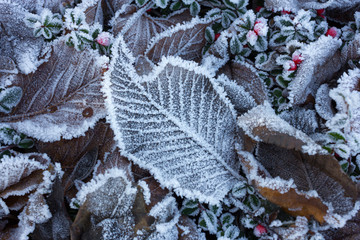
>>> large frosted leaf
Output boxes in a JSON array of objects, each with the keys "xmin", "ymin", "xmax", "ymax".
[
  {"xmin": 288, "ymin": 36, "xmax": 343, "ymax": 106},
  {"xmin": 103, "ymin": 35, "xmax": 242, "ymax": 204},
  {"xmin": 0, "ymin": 1, "xmax": 45, "ymax": 74},
  {"xmin": 0, "ymin": 40, "xmax": 107, "ymax": 142},
  {"xmin": 78, "ymin": 0, "xmax": 104, "ymax": 25},
  {"xmin": 112, "ymin": 6, "xmax": 192, "ymax": 56},
  {"xmin": 145, "ymin": 17, "xmax": 213, "ymax": 63}
]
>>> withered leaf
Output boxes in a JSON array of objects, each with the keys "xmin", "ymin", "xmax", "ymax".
[
  {"xmin": 237, "ymin": 103, "xmax": 359, "ymax": 225},
  {"xmin": 36, "ymin": 121, "xmax": 116, "ymax": 197},
  {"xmin": 342, "ymin": 34, "xmax": 360, "ymax": 63},
  {"xmin": 78, "ymin": 0, "xmax": 104, "ymax": 25},
  {"xmin": 0, "ymin": 153, "xmax": 56, "ymax": 240},
  {"xmin": 0, "ymin": 40, "xmax": 106, "ymax": 142},
  {"xmin": 145, "ymin": 17, "xmax": 213, "ymax": 63},
  {"xmin": 112, "ymin": 6, "xmax": 192, "ymax": 56},
  {"xmin": 219, "ymin": 61, "xmax": 269, "ymax": 105}
]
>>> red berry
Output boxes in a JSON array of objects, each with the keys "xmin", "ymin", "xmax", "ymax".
[
  {"xmin": 254, "ymin": 224, "xmax": 267, "ymax": 237},
  {"xmin": 281, "ymin": 10, "xmax": 291, "ymax": 15},
  {"xmin": 146, "ymin": 8, "xmax": 152, "ymax": 12},
  {"xmin": 316, "ymin": 9, "xmax": 325, "ymax": 15},
  {"xmin": 255, "ymin": 6, "xmax": 263, "ymax": 12},
  {"xmin": 288, "ymin": 61, "xmax": 297, "ymax": 71},
  {"xmin": 214, "ymin": 33, "xmax": 221, "ymax": 41},
  {"xmin": 292, "ymin": 54, "xmax": 303, "ymax": 65},
  {"xmin": 326, "ymin": 27, "xmax": 338, "ymax": 38}
]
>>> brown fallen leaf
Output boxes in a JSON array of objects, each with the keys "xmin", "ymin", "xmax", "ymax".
[
  {"xmin": 0, "ymin": 40, "xmax": 106, "ymax": 142},
  {"xmin": 219, "ymin": 61, "xmax": 269, "ymax": 105},
  {"xmin": 112, "ymin": 5, "xmax": 192, "ymax": 57},
  {"xmin": 0, "ymin": 153, "xmax": 56, "ymax": 240},
  {"xmin": 237, "ymin": 103, "xmax": 359, "ymax": 225},
  {"xmin": 145, "ymin": 17, "xmax": 213, "ymax": 63}
]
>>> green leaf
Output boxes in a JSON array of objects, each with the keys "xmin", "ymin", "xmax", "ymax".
[
  {"xmin": 182, "ymin": 207, "xmax": 200, "ymax": 216},
  {"xmin": 18, "ymin": 138, "xmax": 34, "ymax": 149},
  {"xmin": 210, "ymin": 204, "xmax": 222, "ymax": 217},
  {"xmin": 221, "ymin": 13, "xmax": 231, "ymax": 28},
  {"xmin": 189, "ymin": 1, "xmax": 200, "ymax": 16},
  {"xmin": 0, "ymin": 87, "xmax": 23, "ymax": 114},
  {"xmin": 220, "ymin": 213, "xmax": 235, "ymax": 226},
  {"xmin": 202, "ymin": 210, "xmax": 218, "ymax": 234},
  {"xmin": 136, "ymin": 0, "xmax": 147, "ymax": 7},
  {"xmin": 170, "ymin": 1, "xmax": 182, "ymax": 10},
  {"xmin": 230, "ymin": 36, "xmax": 242, "ymax": 55},
  {"xmin": 205, "ymin": 27, "xmax": 215, "ymax": 42},
  {"xmin": 224, "ymin": 225, "xmax": 240, "ymax": 239},
  {"xmin": 329, "ymin": 132, "xmax": 346, "ymax": 141},
  {"xmin": 232, "ymin": 181, "xmax": 247, "ymax": 198},
  {"xmin": 279, "ymin": 19, "xmax": 293, "ymax": 27},
  {"xmin": 42, "ymin": 27, "xmax": 53, "ymax": 39},
  {"xmin": 33, "ymin": 28, "xmax": 42, "ymax": 38}
]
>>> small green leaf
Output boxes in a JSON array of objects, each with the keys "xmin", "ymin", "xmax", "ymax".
[
  {"xmin": 329, "ymin": 132, "xmax": 346, "ymax": 141},
  {"xmin": 232, "ymin": 181, "xmax": 247, "ymax": 198},
  {"xmin": 0, "ymin": 87, "xmax": 23, "ymax": 113},
  {"xmin": 189, "ymin": 1, "xmax": 200, "ymax": 16},
  {"xmin": 136, "ymin": 0, "xmax": 147, "ymax": 7},
  {"xmin": 18, "ymin": 139, "xmax": 34, "ymax": 149},
  {"xmin": 42, "ymin": 27, "xmax": 53, "ymax": 39},
  {"xmin": 170, "ymin": 1, "xmax": 182, "ymax": 10},
  {"xmin": 230, "ymin": 36, "xmax": 242, "ymax": 55},
  {"xmin": 205, "ymin": 27, "xmax": 215, "ymax": 42}
]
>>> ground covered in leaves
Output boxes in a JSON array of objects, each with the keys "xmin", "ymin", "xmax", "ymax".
[{"xmin": 1, "ymin": 0, "xmax": 360, "ymax": 239}]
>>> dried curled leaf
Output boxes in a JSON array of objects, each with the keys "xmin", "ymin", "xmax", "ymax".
[
  {"xmin": 0, "ymin": 153, "xmax": 56, "ymax": 240},
  {"xmin": 103, "ymin": 35, "xmax": 242, "ymax": 204},
  {"xmin": 288, "ymin": 36, "xmax": 343, "ymax": 106},
  {"xmin": 112, "ymin": 6, "xmax": 192, "ymax": 57},
  {"xmin": 146, "ymin": 17, "xmax": 213, "ymax": 63},
  {"xmin": 237, "ymin": 103, "xmax": 359, "ymax": 226},
  {"xmin": 0, "ymin": 40, "xmax": 107, "ymax": 142}
]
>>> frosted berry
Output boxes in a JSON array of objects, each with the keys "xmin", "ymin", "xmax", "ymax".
[
  {"xmin": 96, "ymin": 32, "xmax": 111, "ymax": 46},
  {"xmin": 292, "ymin": 52, "xmax": 303, "ymax": 65},
  {"xmin": 254, "ymin": 224, "xmax": 267, "ymax": 237},
  {"xmin": 326, "ymin": 27, "xmax": 338, "ymax": 38},
  {"xmin": 253, "ymin": 18, "xmax": 268, "ymax": 37},
  {"xmin": 214, "ymin": 33, "xmax": 221, "ymax": 41},
  {"xmin": 288, "ymin": 61, "xmax": 297, "ymax": 71},
  {"xmin": 246, "ymin": 30, "xmax": 258, "ymax": 46},
  {"xmin": 317, "ymin": 9, "xmax": 325, "ymax": 18}
]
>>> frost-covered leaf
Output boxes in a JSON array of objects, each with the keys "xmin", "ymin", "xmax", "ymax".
[
  {"xmin": 77, "ymin": 0, "xmax": 104, "ymax": 25},
  {"xmin": 70, "ymin": 168, "xmax": 137, "ymax": 240},
  {"xmin": 0, "ymin": 40, "xmax": 107, "ymax": 142},
  {"xmin": 264, "ymin": 0, "xmax": 360, "ymax": 13},
  {"xmin": 103, "ymin": 35, "xmax": 242, "ymax": 204},
  {"xmin": 32, "ymin": 177, "xmax": 72, "ymax": 240},
  {"xmin": 324, "ymin": 2, "xmax": 360, "ymax": 23},
  {"xmin": 146, "ymin": 17, "xmax": 213, "ymax": 63},
  {"xmin": 112, "ymin": 6, "xmax": 192, "ymax": 57},
  {"xmin": 0, "ymin": 153, "xmax": 56, "ymax": 240},
  {"xmin": 177, "ymin": 215, "xmax": 206, "ymax": 240},
  {"xmin": 201, "ymin": 210, "xmax": 217, "ymax": 234},
  {"xmin": 315, "ymin": 84, "xmax": 335, "ymax": 121},
  {"xmin": 238, "ymin": 148, "xmax": 359, "ymax": 226},
  {"xmin": 0, "ymin": 2, "xmax": 46, "ymax": 74},
  {"xmin": 238, "ymin": 103, "xmax": 321, "ymax": 153},
  {"xmin": 0, "ymin": 87, "xmax": 23, "ymax": 114},
  {"xmin": 321, "ymin": 208, "xmax": 360, "ymax": 240},
  {"xmin": 237, "ymin": 103, "xmax": 359, "ymax": 225},
  {"xmin": 279, "ymin": 107, "xmax": 318, "ymax": 135},
  {"xmin": 219, "ymin": 61, "xmax": 269, "ymax": 105},
  {"xmin": 342, "ymin": 33, "xmax": 360, "ymax": 63},
  {"xmin": 273, "ymin": 216, "xmax": 308, "ymax": 240},
  {"xmin": 288, "ymin": 36, "xmax": 343, "ymax": 106},
  {"xmin": 215, "ymin": 75, "xmax": 257, "ymax": 115}
]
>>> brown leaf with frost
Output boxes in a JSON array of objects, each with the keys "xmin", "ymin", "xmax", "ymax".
[
  {"xmin": 145, "ymin": 18, "xmax": 213, "ymax": 63},
  {"xmin": 0, "ymin": 153, "xmax": 56, "ymax": 240},
  {"xmin": 0, "ymin": 40, "xmax": 106, "ymax": 142},
  {"xmin": 237, "ymin": 104, "xmax": 359, "ymax": 225},
  {"xmin": 219, "ymin": 61, "xmax": 269, "ymax": 105},
  {"xmin": 112, "ymin": 5, "xmax": 192, "ymax": 56}
]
